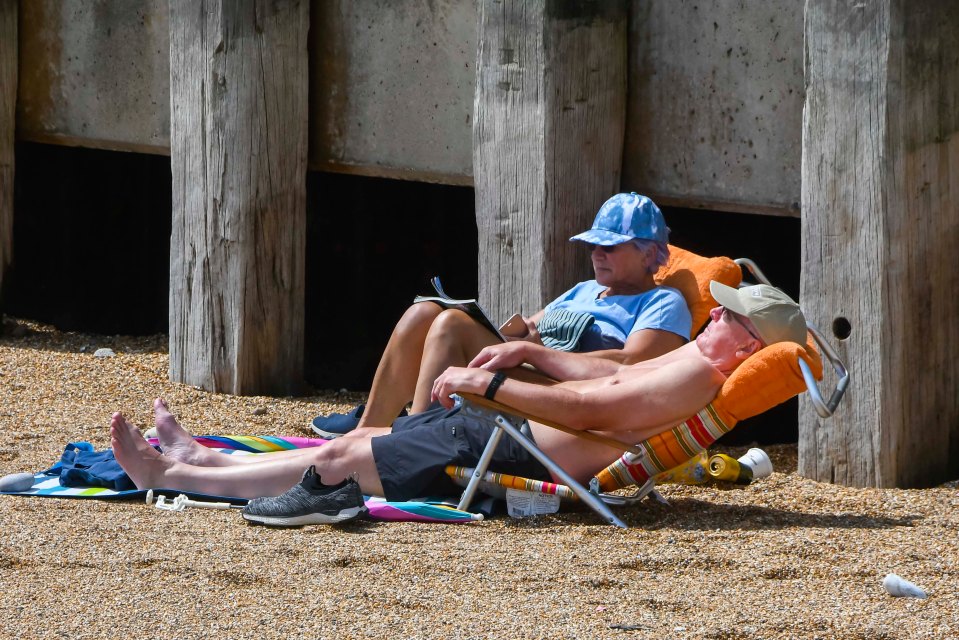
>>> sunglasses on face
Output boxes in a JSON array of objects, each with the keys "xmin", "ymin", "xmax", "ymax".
[
  {"xmin": 588, "ymin": 243, "xmax": 624, "ymax": 254},
  {"xmin": 722, "ymin": 307, "xmax": 763, "ymax": 343}
]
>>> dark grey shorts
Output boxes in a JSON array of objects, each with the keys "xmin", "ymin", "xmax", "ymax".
[{"xmin": 370, "ymin": 402, "xmax": 551, "ymax": 502}]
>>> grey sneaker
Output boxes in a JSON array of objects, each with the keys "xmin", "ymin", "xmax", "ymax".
[{"xmin": 241, "ymin": 466, "xmax": 368, "ymax": 526}]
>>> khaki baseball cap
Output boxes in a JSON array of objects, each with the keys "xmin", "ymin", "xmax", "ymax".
[{"xmin": 709, "ymin": 281, "xmax": 808, "ymax": 346}]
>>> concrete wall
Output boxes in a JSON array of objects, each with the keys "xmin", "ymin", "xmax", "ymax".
[
  {"xmin": 310, "ymin": 0, "xmax": 476, "ymax": 185},
  {"xmin": 17, "ymin": 0, "xmax": 170, "ymax": 153},
  {"xmin": 624, "ymin": 0, "xmax": 804, "ymax": 216},
  {"xmin": 15, "ymin": 0, "xmax": 803, "ymax": 214}
]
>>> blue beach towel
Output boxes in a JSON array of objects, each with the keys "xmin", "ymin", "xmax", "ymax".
[{"xmin": 42, "ymin": 442, "xmax": 136, "ymax": 491}]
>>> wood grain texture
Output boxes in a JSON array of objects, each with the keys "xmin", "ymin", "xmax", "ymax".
[
  {"xmin": 0, "ymin": 0, "xmax": 15, "ymax": 291},
  {"xmin": 800, "ymin": 0, "xmax": 959, "ymax": 487},
  {"xmin": 168, "ymin": 0, "xmax": 308, "ymax": 395},
  {"xmin": 472, "ymin": 0, "xmax": 627, "ymax": 322}
]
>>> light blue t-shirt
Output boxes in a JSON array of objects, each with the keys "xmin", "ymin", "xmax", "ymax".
[{"xmin": 543, "ymin": 281, "xmax": 691, "ymax": 352}]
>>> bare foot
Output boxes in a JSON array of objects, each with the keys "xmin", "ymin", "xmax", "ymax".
[
  {"xmin": 152, "ymin": 398, "xmax": 216, "ymax": 466},
  {"xmin": 110, "ymin": 412, "xmax": 172, "ymax": 490},
  {"xmin": 154, "ymin": 398, "xmax": 257, "ymax": 467}
]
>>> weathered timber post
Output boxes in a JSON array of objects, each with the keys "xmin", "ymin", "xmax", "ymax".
[
  {"xmin": 800, "ymin": 0, "xmax": 959, "ymax": 487},
  {"xmin": 473, "ymin": 1, "xmax": 627, "ymax": 321},
  {"xmin": 169, "ymin": 0, "xmax": 309, "ymax": 395},
  {"xmin": 0, "ymin": 0, "xmax": 16, "ymax": 293}
]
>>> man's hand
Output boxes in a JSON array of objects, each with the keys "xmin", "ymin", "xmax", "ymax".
[
  {"xmin": 431, "ymin": 367, "xmax": 495, "ymax": 409},
  {"xmin": 468, "ymin": 341, "xmax": 530, "ymax": 371}
]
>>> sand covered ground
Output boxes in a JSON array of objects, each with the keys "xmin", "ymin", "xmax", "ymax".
[{"xmin": 0, "ymin": 320, "xmax": 956, "ymax": 639}]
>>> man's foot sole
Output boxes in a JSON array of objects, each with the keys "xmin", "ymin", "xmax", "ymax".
[{"xmin": 242, "ymin": 505, "xmax": 368, "ymax": 527}]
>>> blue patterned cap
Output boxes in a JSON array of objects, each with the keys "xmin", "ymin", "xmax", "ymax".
[{"xmin": 569, "ymin": 193, "xmax": 669, "ymax": 245}]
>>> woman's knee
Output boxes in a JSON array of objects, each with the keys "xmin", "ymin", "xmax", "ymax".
[
  {"xmin": 394, "ymin": 302, "xmax": 443, "ymax": 340},
  {"xmin": 427, "ymin": 308, "xmax": 476, "ymax": 339},
  {"xmin": 422, "ymin": 309, "xmax": 498, "ymax": 357}
]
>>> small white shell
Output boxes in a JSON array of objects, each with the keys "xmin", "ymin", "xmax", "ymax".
[{"xmin": 882, "ymin": 573, "xmax": 928, "ymax": 599}]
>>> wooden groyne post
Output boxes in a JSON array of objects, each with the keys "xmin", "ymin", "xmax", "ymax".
[
  {"xmin": 800, "ymin": 0, "xmax": 959, "ymax": 487},
  {"xmin": 472, "ymin": 0, "xmax": 628, "ymax": 322},
  {"xmin": 168, "ymin": 0, "xmax": 309, "ymax": 395}
]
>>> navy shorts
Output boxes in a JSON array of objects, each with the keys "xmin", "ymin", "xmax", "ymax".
[{"xmin": 370, "ymin": 403, "xmax": 552, "ymax": 502}]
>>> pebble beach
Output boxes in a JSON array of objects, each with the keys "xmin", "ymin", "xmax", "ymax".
[{"xmin": 0, "ymin": 319, "xmax": 956, "ymax": 639}]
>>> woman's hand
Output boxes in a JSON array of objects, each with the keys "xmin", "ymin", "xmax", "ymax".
[
  {"xmin": 503, "ymin": 317, "xmax": 542, "ymax": 345},
  {"xmin": 431, "ymin": 367, "xmax": 494, "ymax": 408}
]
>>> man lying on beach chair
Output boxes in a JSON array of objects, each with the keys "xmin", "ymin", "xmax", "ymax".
[
  {"xmin": 449, "ymin": 299, "xmax": 842, "ymax": 527},
  {"xmin": 109, "ymin": 281, "xmax": 809, "ymax": 527}
]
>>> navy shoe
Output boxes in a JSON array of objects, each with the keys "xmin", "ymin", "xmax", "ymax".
[
  {"xmin": 310, "ymin": 403, "xmax": 409, "ymax": 439},
  {"xmin": 310, "ymin": 404, "xmax": 366, "ymax": 439}
]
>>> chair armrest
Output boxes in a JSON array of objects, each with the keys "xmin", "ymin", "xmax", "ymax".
[
  {"xmin": 802, "ymin": 323, "xmax": 850, "ymax": 417},
  {"xmin": 457, "ymin": 393, "xmax": 643, "ymax": 456}
]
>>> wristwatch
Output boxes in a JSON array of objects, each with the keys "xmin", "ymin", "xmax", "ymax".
[{"xmin": 484, "ymin": 371, "xmax": 507, "ymax": 400}]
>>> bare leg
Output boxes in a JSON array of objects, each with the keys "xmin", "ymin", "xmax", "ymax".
[
  {"xmin": 153, "ymin": 398, "xmax": 322, "ymax": 467},
  {"xmin": 111, "ymin": 412, "xmax": 385, "ymax": 498},
  {"xmin": 345, "ymin": 426, "xmax": 392, "ymax": 439},
  {"xmin": 353, "ymin": 302, "xmax": 442, "ymax": 430},
  {"xmin": 409, "ymin": 310, "xmax": 500, "ymax": 413}
]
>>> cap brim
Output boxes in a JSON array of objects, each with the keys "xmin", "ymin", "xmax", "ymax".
[
  {"xmin": 569, "ymin": 229, "xmax": 634, "ymax": 245},
  {"xmin": 709, "ymin": 281, "xmax": 748, "ymax": 315}
]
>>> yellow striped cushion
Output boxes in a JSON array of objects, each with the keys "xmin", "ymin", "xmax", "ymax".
[{"xmin": 595, "ymin": 404, "xmax": 733, "ymax": 492}]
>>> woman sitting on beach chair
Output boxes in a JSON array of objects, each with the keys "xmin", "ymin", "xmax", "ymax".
[{"xmin": 313, "ymin": 192, "xmax": 692, "ymax": 438}]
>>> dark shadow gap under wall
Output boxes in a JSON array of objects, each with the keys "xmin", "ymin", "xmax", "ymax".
[
  {"xmin": 6, "ymin": 142, "xmax": 172, "ymax": 335},
  {"xmin": 304, "ymin": 172, "xmax": 477, "ymax": 391},
  {"xmin": 7, "ymin": 143, "xmax": 480, "ymax": 392},
  {"xmin": 6, "ymin": 143, "xmax": 798, "ymax": 444}
]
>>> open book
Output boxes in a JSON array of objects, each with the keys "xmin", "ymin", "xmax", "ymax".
[{"xmin": 413, "ymin": 276, "xmax": 506, "ymax": 341}]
